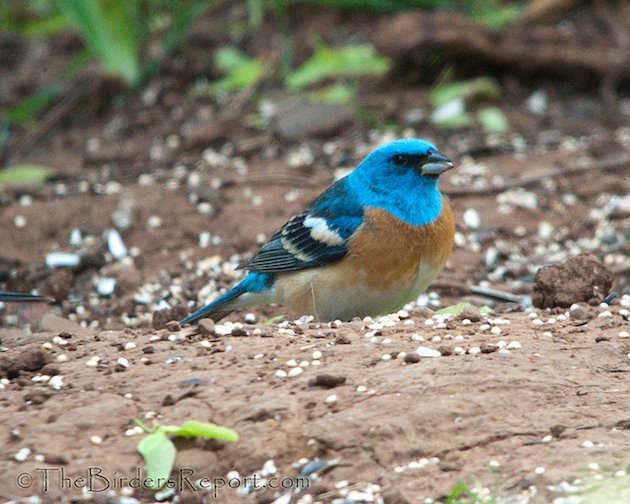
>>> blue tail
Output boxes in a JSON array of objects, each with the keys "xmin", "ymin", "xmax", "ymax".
[
  {"xmin": 0, "ymin": 291, "xmax": 51, "ymax": 302},
  {"xmin": 179, "ymin": 273, "xmax": 273, "ymax": 325}
]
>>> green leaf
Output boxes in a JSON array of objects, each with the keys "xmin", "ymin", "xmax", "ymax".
[
  {"xmin": 285, "ymin": 44, "xmax": 390, "ymax": 91},
  {"xmin": 262, "ymin": 314, "xmax": 285, "ymax": 325},
  {"xmin": 477, "ymin": 107, "xmax": 508, "ymax": 133},
  {"xmin": 435, "ymin": 302, "xmax": 471, "ymax": 317},
  {"xmin": 137, "ymin": 431, "xmax": 176, "ymax": 489},
  {"xmin": 306, "ymin": 83, "xmax": 355, "ymax": 104},
  {"xmin": 211, "ymin": 47, "xmax": 265, "ymax": 94},
  {"xmin": 0, "ymin": 165, "xmax": 54, "ymax": 185},
  {"xmin": 429, "ymin": 77, "xmax": 502, "ymax": 108},
  {"xmin": 173, "ymin": 421, "xmax": 239, "ymax": 441},
  {"xmin": 55, "ymin": 0, "xmax": 141, "ymax": 84}
]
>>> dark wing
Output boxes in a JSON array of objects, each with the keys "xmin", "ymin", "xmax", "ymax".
[{"xmin": 239, "ymin": 179, "xmax": 364, "ymax": 273}]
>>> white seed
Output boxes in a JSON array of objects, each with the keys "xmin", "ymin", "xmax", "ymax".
[
  {"xmin": 490, "ymin": 327, "xmax": 502, "ymax": 335},
  {"xmin": 488, "ymin": 460, "xmax": 500, "ymax": 469},
  {"xmin": 286, "ymin": 359, "xmax": 298, "ymax": 367},
  {"xmin": 325, "ymin": 394, "xmax": 337, "ymax": 404},
  {"xmin": 535, "ymin": 467, "xmax": 545, "ymax": 475},
  {"xmin": 56, "ymin": 354, "xmax": 68, "ymax": 362},
  {"xmin": 356, "ymin": 386, "xmax": 367, "ymax": 393},
  {"xmin": 90, "ymin": 435, "xmax": 103, "ymax": 445},
  {"xmin": 598, "ymin": 311, "xmax": 612, "ymax": 318},
  {"xmin": 274, "ymin": 370, "xmax": 287, "ymax": 378},
  {"xmin": 312, "ymin": 350, "xmax": 323, "ymax": 360},
  {"xmin": 381, "ymin": 354, "xmax": 392, "ymax": 361}
]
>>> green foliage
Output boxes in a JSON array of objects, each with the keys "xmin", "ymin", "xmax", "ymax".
[
  {"xmin": 429, "ymin": 77, "xmax": 508, "ymax": 132},
  {"xmin": 444, "ymin": 480, "xmax": 495, "ymax": 503},
  {"xmin": 262, "ymin": 314, "xmax": 286, "ymax": 325},
  {"xmin": 55, "ymin": 0, "xmax": 142, "ymax": 84},
  {"xmin": 0, "ymin": 165, "xmax": 54, "ymax": 185},
  {"xmin": 211, "ymin": 47, "xmax": 266, "ymax": 94},
  {"xmin": 135, "ymin": 419, "xmax": 238, "ymax": 489},
  {"xmin": 285, "ymin": 44, "xmax": 390, "ymax": 91},
  {"xmin": 477, "ymin": 107, "xmax": 508, "ymax": 134},
  {"xmin": 429, "ymin": 77, "xmax": 501, "ymax": 108}
]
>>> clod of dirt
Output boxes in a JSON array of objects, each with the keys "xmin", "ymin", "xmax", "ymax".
[
  {"xmin": 152, "ymin": 307, "xmax": 188, "ymax": 329},
  {"xmin": 481, "ymin": 344, "xmax": 498, "ymax": 353},
  {"xmin": 460, "ymin": 305, "xmax": 482, "ymax": 322},
  {"xmin": 0, "ymin": 346, "xmax": 50, "ymax": 379},
  {"xmin": 197, "ymin": 319, "xmax": 216, "ymax": 337},
  {"xmin": 24, "ymin": 388, "xmax": 52, "ymax": 405},
  {"xmin": 403, "ymin": 353, "xmax": 420, "ymax": 363},
  {"xmin": 532, "ymin": 254, "xmax": 613, "ymax": 308},
  {"xmin": 308, "ymin": 374, "xmax": 347, "ymax": 389}
]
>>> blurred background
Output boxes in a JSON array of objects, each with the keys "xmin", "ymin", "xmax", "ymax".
[{"xmin": 0, "ymin": 0, "xmax": 629, "ymax": 327}]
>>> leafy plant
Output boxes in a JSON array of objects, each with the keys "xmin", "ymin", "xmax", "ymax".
[
  {"xmin": 55, "ymin": 0, "xmax": 141, "ymax": 84},
  {"xmin": 444, "ymin": 480, "xmax": 495, "ymax": 504},
  {"xmin": 429, "ymin": 77, "xmax": 508, "ymax": 132},
  {"xmin": 210, "ymin": 47, "xmax": 266, "ymax": 94},
  {"xmin": 435, "ymin": 302, "xmax": 491, "ymax": 316},
  {"xmin": 285, "ymin": 43, "xmax": 390, "ymax": 91},
  {"xmin": 135, "ymin": 419, "xmax": 238, "ymax": 489},
  {"xmin": 0, "ymin": 164, "xmax": 54, "ymax": 185}
]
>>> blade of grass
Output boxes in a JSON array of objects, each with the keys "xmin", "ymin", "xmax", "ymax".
[{"xmin": 55, "ymin": 0, "xmax": 142, "ymax": 84}]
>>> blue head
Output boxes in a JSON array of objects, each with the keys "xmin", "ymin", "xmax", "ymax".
[{"xmin": 346, "ymin": 138, "xmax": 453, "ymax": 226}]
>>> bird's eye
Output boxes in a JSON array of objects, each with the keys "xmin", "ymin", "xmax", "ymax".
[{"xmin": 392, "ymin": 154, "xmax": 408, "ymax": 166}]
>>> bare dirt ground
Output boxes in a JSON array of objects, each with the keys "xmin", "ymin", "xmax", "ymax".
[{"xmin": 1, "ymin": 4, "xmax": 630, "ymax": 504}]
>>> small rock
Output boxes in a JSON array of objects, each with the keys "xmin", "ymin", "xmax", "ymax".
[
  {"xmin": 308, "ymin": 374, "xmax": 347, "ymax": 389},
  {"xmin": 334, "ymin": 333, "xmax": 352, "ymax": 345},
  {"xmin": 460, "ymin": 306, "xmax": 482, "ymax": 322},
  {"xmin": 0, "ymin": 347, "xmax": 50, "ymax": 379},
  {"xmin": 437, "ymin": 346, "xmax": 453, "ymax": 356},
  {"xmin": 403, "ymin": 353, "xmax": 420, "ymax": 364},
  {"xmin": 164, "ymin": 320, "xmax": 181, "ymax": 332},
  {"xmin": 197, "ymin": 319, "xmax": 216, "ymax": 337},
  {"xmin": 416, "ymin": 346, "xmax": 441, "ymax": 358},
  {"xmin": 480, "ymin": 344, "xmax": 497, "ymax": 353}
]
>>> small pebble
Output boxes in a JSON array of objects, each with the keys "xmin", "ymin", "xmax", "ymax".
[
  {"xmin": 90, "ymin": 435, "xmax": 103, "ymax": 445},
  {"xmin": 117, "ymin": 357, "xmax": 129, "ymax": 368},
  {"xmin": 288, "ymin": 367, "xmax": 303, "ymax": 377},
  {"xmin": 312, "ymin": 350, "xmax": 323, "ymax": 360},
  {"xmin": 124, "ymin": 342, "xmax": 137, "ymax": 351},
  {"xmin": 582, "ymin": 440, "xmax": 594, "ymax": 448},
  {"xmin": 416, "ymin": 346, "xmax": 441, "ymax": 358},
  {"xmin": 325, "ymin": 394, "xmax": 337, "ymax": 404},
  {"xmin": 274, "ymin": 370, "xmax": 287, "ymax": 378},
  {"xmin": 535, "ymin": 467, "xmax": 545, "ymax": 475},
  {"xmin": 14, "ymin": 448, "xmax": 30, "ymax": 462},
  {"xmin": 468, "ymin": 346, "xmax": 481, "ymax": 355}
]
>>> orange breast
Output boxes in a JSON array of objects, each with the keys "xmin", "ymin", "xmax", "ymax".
[{"xmin": 343, "ymin": 197, "xmax": 455, "ymax": 290}]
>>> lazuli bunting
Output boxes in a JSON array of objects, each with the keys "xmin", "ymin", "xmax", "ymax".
[
  {"xmin": 0, "ymin": 291, "xmax": 50, "ymax": 302},
  {"xmin": 181, "ymin": 138, "xmax": 455, "ymax": 324}
]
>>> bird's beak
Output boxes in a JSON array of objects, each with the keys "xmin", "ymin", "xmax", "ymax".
[{"xmin": 420, "ymin": 152, "xmax": 454, "ymax": 176}]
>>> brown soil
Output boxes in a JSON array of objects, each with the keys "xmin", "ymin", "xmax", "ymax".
[{"xmin": 1, "ymin": 4, "xmax": 630, "ymax": 503}]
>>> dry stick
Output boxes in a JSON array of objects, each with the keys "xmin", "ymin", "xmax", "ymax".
[{"xmin": 444, "ymin": 152, "xmax": 630, "ymax": 198}]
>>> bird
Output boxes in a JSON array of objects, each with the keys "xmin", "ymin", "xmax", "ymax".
[
  {"xmin": 0, "ymin": 291, "xmax": 50, "ymax": 302},
  {"xmin": 180, "ymin": 138, "xmax": 455, "ymax": 325}
]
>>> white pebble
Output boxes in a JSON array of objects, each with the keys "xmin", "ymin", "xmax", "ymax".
[
  {"xmin": 117, "ymin": 357, "xmax": 129, "ymax": 368},
  {"xmin": 463, "ymin": 208, "xmax": 481, "ymax": 229},
  {"xmin": 312, "ymin": 350, "xmax": 323, "ymax": 360},
  {"xmin": 532, "ymin": 319, "xmax": 544, "ymax": 325},
  {"xmin": 416, "ymin": 346, "xmax": 441, "ymax": 358},
  {"xmin": 124, "ymin": 342, "xmax": 137, "ymax": 351},
  {"xmin": 461, "ymin": 319, "xmax": 472, "ymax": 325},
  {"xmin": 582, "ymin": 440, "xmax": 594, "ymax": 448},
  {"xmin": 618, "ymin": 331, "xmax": 629, "ymax": 338},
  {"xmin": 14, "ymin": 215, "xmax": 27, "ymax": 228},
  {"xmin": 381, "ymin": 354, "xmax": 392, "ymax": 361},
  {"xmin": 535, "ymin": 467, "xmax": 545, "ymax": 475},
  {"xmin": 286, "ymin": 359, "xmax": 298, "ymax": 367},
  {"xmin": 488, "ymin": 460, "xmax": 500, "ymax": 469},
  {"xmin": 56, "ymin": 354, "xmax": 67, "ymax": 362},
  {"xmin": 490, "ymin": 327, "xmax": 501, "ymax": 335},
  {"xmin": 468, "ymin": 346, "xmax": 481, "ymax": 355},
  {"xmin": 598, "ymin": 311, "xmax": 612, "ymax": 318},
  {"xmin": 274, "ymin": 370, "xmax": 287, "ymax": 378},
  {"xmin": 356, "ymin": 385, "xmax": 367, "ymax": 393},
  {"xmin": 587, "ymin": 462, "xmax": 599, "ymax": 470},
  {"xmin": 325, "ymin": 394, "xmax": 337, "ymax": 404},
  {"xmin": 49, "ymin": 375, "xmax": 64, "ymax": 389},
  {"xmin": 479, "ymin": 324, "xmax": 490, "ymax": 331},
  {"xmin": 542, "ymin": 435, "xmax": 553, "ymax": 443},
  {"xmin": 90, "ymin": 435, "xmax": 103, "ymax": 445},
  {"xmin": 14, "ymin": 448, "xmax": 30, "ymax": 462},
  {"xmin": 288, "ymin": 367, "xmax": 303, "ymax": 377},
  {"xmin": 506, "ymin": 341, "xmax": 522, "ymax": 350}
]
